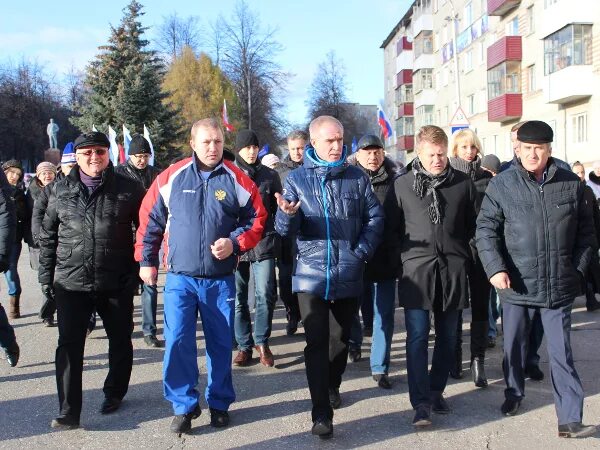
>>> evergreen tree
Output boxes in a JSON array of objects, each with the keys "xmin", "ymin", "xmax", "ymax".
[
  {"xmin": 72, "ymin": 0, "xmax": 180, "ymax": 167},
  {"xmin": 162, "ymin": 47, "xmax": 240, "ymax": 151}
]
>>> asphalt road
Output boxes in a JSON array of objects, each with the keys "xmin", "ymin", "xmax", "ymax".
[{"xmin": 1, "ymin": 248, "xmax": 600, "ymax": 449}]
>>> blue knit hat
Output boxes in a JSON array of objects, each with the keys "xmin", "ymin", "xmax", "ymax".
[{"xmin": 61, "ymin": 142, "xmax": 76, "ymax": 164}]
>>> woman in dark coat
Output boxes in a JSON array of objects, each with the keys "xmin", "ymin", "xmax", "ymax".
[{"xmin": 448, "ymin": 128, "xmax": 493, "ymax": 387}]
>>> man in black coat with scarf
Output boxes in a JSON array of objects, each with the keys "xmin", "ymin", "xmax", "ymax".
[
  {"xmin": 387, "ymin": 125, "xmax": 477, "ymax": 427},
  {"xmin": 476, "ymin": 121, "xmax": 597, "ymax": 438}
]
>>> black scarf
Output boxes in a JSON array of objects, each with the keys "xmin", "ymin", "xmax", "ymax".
[
  {"xmin": 589, "ymin": 171, "xmax": 600, "ymax": 186},
  {"xmin": 235, "ymin": 153, "xmax": 260, "ymax": 180},
  {"xmin": 448, "ymin": 156, "xmax": 481, "ymax": 181},
  {"xmin": 412, "ymin": 157, "xmax": 451, "ymax": 224}
]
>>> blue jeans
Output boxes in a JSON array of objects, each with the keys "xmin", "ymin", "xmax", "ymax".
[
  {"xmin": 141, "ymin": 283, "xmax": 158, "ymax": 337},
  {"xmin": 235, "ymin": 259, "xmax": 276, "ymax": 351},
  {"xmin": 405, "ymin": 308, "xmax": 459, "ymax": 409},
  {"xmin": 4, "ymin": 241, "xmax": 21, "ymax": 296},
  {"xmin": 369, "ymin": 280, "xmax": 396, "ymax": 374},
  {"xmin": 163, "ymin": 273, "xmax": 236, "ymax": 414}
]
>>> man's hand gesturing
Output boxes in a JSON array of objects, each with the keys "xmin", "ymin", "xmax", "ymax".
[{"xmin": 275, "ymin": 193, "xmax": 301, "ymax": 216}]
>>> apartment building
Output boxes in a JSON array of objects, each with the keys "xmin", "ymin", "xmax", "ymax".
[{"xmin": 382, "ymin": 0, "xmax": 600, "ymax": 167}]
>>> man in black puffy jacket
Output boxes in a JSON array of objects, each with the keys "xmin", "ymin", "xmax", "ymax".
[
  {"xmin": 232, "ymin": 129, "xmax": 282, "ymax": 368},
  {"xmin": 115, "ymin": 134, "xmax": 163, "ymax": 347},
  {"xmin": 39, "ymin": 132, "xmax": 145, "ymax": 430},
  {"xmin": 0, "ymin": 168, "xmax": 18, "ymax": 367},
  {"xmin": 476, "ymin": 121, "xmax": 597, "ymax": 438}
]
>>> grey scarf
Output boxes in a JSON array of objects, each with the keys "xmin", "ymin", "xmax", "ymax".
[{"xmin": 412, "ymin": 157, "xmax": 451, "ymax": 224}]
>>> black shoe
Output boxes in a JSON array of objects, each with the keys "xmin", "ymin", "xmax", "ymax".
[
  {"xmin": 487, "ymin": 336, "xmax": 496, "ymax": 348},
  {"xmin": 100, "ymin": 397, "xmax": 122, "ymax": 414},
  {"xmin": 144, "ymin": 335, "xmax": 164, "ymax": 348},
  {"xmin": 4, "ymin": 343, "xmax": 19, "ymax": 367},
  {"xmin": 431, "ymin": 393, "xmax": 451, "ymax": 414},
  {"xmin": 50, "ymin": 415, "xmax": 80, "ymax": 430},
  {"xmin": 373, "ymin": 374, "xmax": 392, "ymax": 389},
  {"xmin": 525, "ymin": 365, "xmax": 544, "ymax": 381},
  {"xmin": 209, "ymin": 407, "xmax": 229, "ymax": 428},
  {"xmin": 286, "ymin": 317, "xmax": 298, "ymax": 336},
  {"xmin": 170, "ymin": 404, "xmax": 201, "ymax": 434},
  {"xmin": 412, "ymin": 405, "xmax": 432, "ymax": 427},
  {"xmin": 586, "ymin": 300, "xmax": 600, "ymax": 312},
  {"xmin": 558, "ymin": 422, "xmax": 597, "ymax": 438},
  {"xmin": 42, "ymin": 317, "xmax": 56, "ymax": 327},
  {"xmin": 471, "ymin": 357, "xmax": 488, "ymax": 388},
  {"xmin": 312, "ymin": 417, "xmax": 333, "ymax": 439},
  {"xmin": 363, "ymin": 326, "xmax": 373, "ymax": 338},
  {"xmin": 501, "ymin": 398, "xmax": 521, "ymax": 416},
  {"xmin": 328, "ymin": 387, "xmax": 341, "ymax": 409},
  {"xmin": 348, "ymin": 347, "xmax": 361, "ymax": 363}
]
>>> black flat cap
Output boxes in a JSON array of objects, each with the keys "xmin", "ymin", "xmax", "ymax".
[
  {"xmin": 235, "ymin": 129, "xmax": 259, "ymax": 152},
  {"xmin": 74, "ymin": 131, "xmax": 110, "ymax": 150},
  {"xmin": 129, "ymin": 134, "xmax": 152, "ymax": 155},
  {"xmin": 357, "ymin": 134, "xmax": 384, "ymax": 151},
  {"xmin": 517, "ymin": 121, "xmax": 553, "ymax": 144}
]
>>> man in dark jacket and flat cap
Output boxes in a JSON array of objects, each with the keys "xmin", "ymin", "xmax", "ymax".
[
  {"xmin": 476, "ymin": 120, "xmax": 597, "ymax": 438},
  {"xmin": 39, "ymin": 131, "xmax": 145, "ymax": 430}
]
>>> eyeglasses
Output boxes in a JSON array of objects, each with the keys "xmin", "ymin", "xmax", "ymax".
[
  {"xmin": 76, "ymin": 148, "xmax": 108, "ymax": 157},
  {"xmin": 131, "ymin": 154, "xmax": 151, "ymax": 159}
]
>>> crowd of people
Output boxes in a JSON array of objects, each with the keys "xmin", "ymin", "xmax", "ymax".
[{"xmin": 0, "ymin": 115, "xmax": 599, "ymax": 441}]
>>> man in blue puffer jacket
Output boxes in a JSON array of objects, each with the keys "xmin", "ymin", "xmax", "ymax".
[{"xmin": 275, "ymin": 115, "xmax": 384, "ymax": 440}]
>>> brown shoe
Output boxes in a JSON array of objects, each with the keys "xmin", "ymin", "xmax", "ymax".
[
  {"xmin": 255, "ymin": 344, "xmax": 274, "ymax": 367},
  {"xmin": 233, "ymin": 349, "xmax": 253, "ymax": 366},
  {"xmin": 8, "ymin": 295, "xmax": 20, "ymax": 320}
]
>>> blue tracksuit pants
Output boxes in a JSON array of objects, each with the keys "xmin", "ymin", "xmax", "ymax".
[{"xmin": 163, "ymin": 272, "xmax": 236, "ymax": 415}]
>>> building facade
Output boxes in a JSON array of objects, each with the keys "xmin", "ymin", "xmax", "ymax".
[{"xmin": 382, "ymin": 0, "xmax": 600, "ymax": 167}]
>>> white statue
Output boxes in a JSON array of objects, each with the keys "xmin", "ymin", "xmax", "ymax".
[{"xmin": 47, "ymin": 118, "xmax": 59, "ymax": 149}]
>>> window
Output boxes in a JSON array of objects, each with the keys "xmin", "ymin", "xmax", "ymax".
[
  {"xmin": 397, "ymin": 117, "xmax": 415, "ymax": 136},
  {"xmin": 527, "ymin": 65, "xmax": 536, "ymax": 92},
  {"xmin": 506, "ymin": 16, "xmax": 519, "ymax": 37},
  {"xmin": 414, "ymin": 30, "xmax": 434, "ymax": 59},
  {"xmin": 463, "ymin": 2, "xmax": 473, "ymax": 30},
  {"xmin": 467, "ymin": 94, "xmax": 475, "ymax": 115},
  {"xmin": 396, "ymin": 84, "xmax": 414, "ymax": 103},
  {"xmin": 414, "ymin": 69, "xmax": 434, "ymax": 92},
  {"xmin": 487, "ymin": 61, "xmax": 521, "ymax": 99},
  {"xmin": 526, "ymin": 5, "xmax": 535, "ymax": 35},
  {"xmin": 479, "ymin": 42, "xmax": 485, "ymax": 65},
  {"xmin": 544, "ymin": 24, "xmax": 592, "ymax": 75},
  {"xmin": 416, "ymin": 105, "xmax": 434, "ymax": 127},
  {"xmin": 572, "ymin": 113, "xmax": 587, "ymax": 143},
  {"xmin": 464, "ymin": 49, "xmax": 473, "ymax": 72}
]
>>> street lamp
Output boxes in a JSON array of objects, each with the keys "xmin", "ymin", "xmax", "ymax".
[{"xmin": 445, "ymin": 0, "xmax": 461, "ymax": 111}]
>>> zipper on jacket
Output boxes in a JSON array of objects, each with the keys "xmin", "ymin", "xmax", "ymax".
[
  {"xmin": 539, "ymin": 184, "xmax": 551, "ymax": 308},
  {"xmin": 201, "ymin": 178, "xmax": 208, "ymax": 275},
  {"xmin": 320, "ymin": 175, "xmax": 332, "ymax": 301}
]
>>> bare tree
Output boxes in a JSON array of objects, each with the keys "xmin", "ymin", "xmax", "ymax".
[
  {"xmin": 307, "ymin": 50, "xmax": 348, "ymax": 119},
  {"xmin": 216, "ymin": 0, "xmax": 289, "ymax": 145},
  {"xmin": 156, "ymin": 13, "xmax": 203, "ymax": 60}
]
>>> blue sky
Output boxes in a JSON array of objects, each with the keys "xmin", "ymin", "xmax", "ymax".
[{"xmin": 1, "ymin": 0, "xmax": 412, "ymax": 126}]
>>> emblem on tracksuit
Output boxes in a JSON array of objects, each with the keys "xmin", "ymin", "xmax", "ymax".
[{"xmin": 215, "ymin": 189, "xmax": 227, "ymax": 201}]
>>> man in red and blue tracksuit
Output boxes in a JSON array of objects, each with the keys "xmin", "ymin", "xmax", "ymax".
[{"xmin": 135, "ymin": 118, "xmax": 267, "ymax": 434}]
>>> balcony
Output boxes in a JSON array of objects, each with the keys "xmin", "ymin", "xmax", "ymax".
[
  {"xmin": 412, "ymin": 13, "xmax": 433, "ymax": 37},
  {"xmin": 488, "ymin": 93, "xmax": 522, "ymax": 122},
  {"xmin": 487, "ymin": 36, "xmax": 522, "ymax": 69},
  {"xmin": 540, "ymin": 1, "xmax": 600, "ymax": 40},
  {"xmin": 395, "ymin": 70, "xmax": 413, "ymax": 88},
  {"xmin": 487, "ymin": 0, "xmax": 520, "ymax": 17},
  {"xmin": 398, "ymin": 103, "xmax": 414, "ymax": 117},
  {"xmin": 414, "ymin": 89, "xmax": 436, "ymax": 109},
  {"xmin": 413, "ymin": 53, "xmax": 435, "ymax": 72},
  {"xmin": 396, "ymin": 36, "xmax": 412, "ymax": 56},
  {"xmin": 397, "ymin": 135, "xmax": 414, "ymax": 151},
  {"xmin": 396, "ymin": 49, "xmax": 413, "ymax": 72},
  {"xmin": 544, "ymin": 65, "xmax": 594, "ymax": 104}
]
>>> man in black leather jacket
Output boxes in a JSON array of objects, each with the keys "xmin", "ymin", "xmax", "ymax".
[
  {"xmin": 115, "ymin": 134, "xmax": 162, "ymax": 347},
  {"xmin": 39, "ymin": 132, "xmax": 145, "ymax": 430}
]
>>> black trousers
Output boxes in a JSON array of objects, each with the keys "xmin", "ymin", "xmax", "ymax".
[
  {"xmin": 502, "ymin": 302, "xmax": 584, "ymax": 425},
  {"xmin": 54, "ymin": 287, "xmax": 134, "ymax": 420},
  {"xmin": 277, "ymin": 259, "xmax": 300, "ymax": 321},
  {"xmin": 298, "ymin": 293, "xmax": 358, "ymax": 421}
]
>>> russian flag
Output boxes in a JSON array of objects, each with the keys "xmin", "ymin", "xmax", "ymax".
[
  {"xmin": 223, "ymin": 99, "xmax": 235, "ymax": 132},
  {"xmin": 377, "ymin": 106, "xmax": 393, "ymax": 140}
]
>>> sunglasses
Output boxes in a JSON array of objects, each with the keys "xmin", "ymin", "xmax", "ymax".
[{"xmin": 76, "ymin": 148, "xmax": 108, "ymax": 156}]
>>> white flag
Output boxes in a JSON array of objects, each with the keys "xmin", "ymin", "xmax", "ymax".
[
  {"xmin": 122, "ymin": 125, "xmax": 132, "ymax": 157},
  {"xmin": 143, "ymin": 124, "xmax": 155, "ymax": 166},
  {"xmin": 108, "ymin": 126, "xmax": 119, "ymax": 165},
  {"xmin": 92, "ymin": 124, "xmax": 98, "ymax": 132}
]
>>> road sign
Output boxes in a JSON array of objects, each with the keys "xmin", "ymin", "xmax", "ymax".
[
  {"xmin": 451, "ymin": 125, "xmax": 470, "ymax": 135},
  {"xmin": 449, "ymin": 106, "xmax": 470, "ymax": 127}
]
